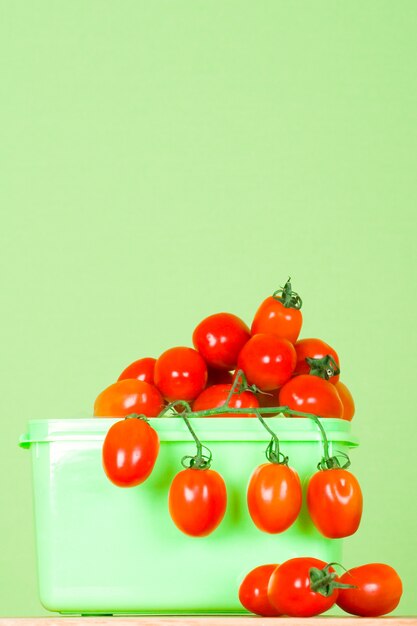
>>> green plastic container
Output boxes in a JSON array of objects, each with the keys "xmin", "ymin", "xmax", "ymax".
[{"xmin": 20, "ymin": 417, "xmax": 358, "ymax": 615}]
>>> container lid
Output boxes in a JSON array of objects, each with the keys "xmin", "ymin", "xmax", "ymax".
[{"xmin": 19, "ymin": 417, "xmax": 358, "ymax": 448}]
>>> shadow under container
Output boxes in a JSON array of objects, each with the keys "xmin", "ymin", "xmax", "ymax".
[{"xmin": 19, "ymin": 416, "xmax": 358, "ymax": 615}]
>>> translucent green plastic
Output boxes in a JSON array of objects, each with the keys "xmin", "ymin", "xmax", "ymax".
[{"xmin": 20, "ymin": 417, "xmax": 358, "ymax": 615}]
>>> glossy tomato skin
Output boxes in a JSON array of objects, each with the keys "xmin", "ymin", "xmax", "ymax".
[
  {"xmin": 279, "ymin": 375, "xmax": 343, "ymax": 418},
  {"xmin": 168, "ymin": 468, "xmax": 227, "ymax": 537},
  {"xmin": 193, "ymin": 384, "xmax": 259, "ymax": 417},
  {"xmin": 118, "ymin": 357, "xmax": 156, "ymax": 384},
  {"xmin": 102, "ymin": 418, "xmax": 160, "ymax": 487},
  {"xmin": 154, "ymin": 347, "xmax": 208, "ymax": 402},
  {"xmin": 252, "ymin": 296, "xmax": 302, "ymax": 344},
  {"xmin": 193, "ymin": 313, "xmax": 251, "ymax": 370},
  {"xmin": 335, "ymin": 381, "xmax": 355, "ymax": 421},
  {"xmin": 247, "ymin": 463, "xmax": 302, "ymax": 533},
  {"xmin": 94, "ymin": 379, "xmax": 164, "ymax": 417},
  {"xmin": 237, "ymin": 334, "xmax": 296, "ymax": 391},
  {"xmin": 239, "ymin": 564, "xmax": 281, "ymax": 616},
  {"xmin": 268, "ymin": 558, "xmax": 339, "ymax": 617},
  {"xmin": 337, "ymin": 564, "xmax": 403, "ymax": 617},
  {"xmin": 307, "ymin": 469, "xmax": 363, "ymax": 538},
  {"xmin": 295, "ymin": 338, "xmax": 340, "ymax": 383}
]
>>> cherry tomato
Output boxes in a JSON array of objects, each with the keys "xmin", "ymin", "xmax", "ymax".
[
  {"xmin": 168, "ymin": 468, "xmax": 227, "ymax": 537},
  {"xmin": 252, "ymin": 296, "xmax": 302, "ymax": 344},
  {"xmin": 307, "ymin": 468, "xmax": 363, "ymax": 538},
  {"xmin": 94, "ymin": 379, "xmax": 164, "ymax": 417},
  {"xmin": 206, "ymin": 368, "xmax": 234, "ymax": 386},
  {"xmin": 193, "ymin": 312, "xmax": 251, "ymax": 370},
  {"xmin": 337, "ymin": 563, "xmax": 403, "ymax": 617},
  {"xmin": 279, "ymin": 375, "xmax": 343, "ymax": 418},
  {"xmin": 295, "ymin": 338, "xmax": 340, "ymax": 383},
  {"xmin": 239, "ymin": 564, "xmax": 281, "ymax": 616},
  {"xmin": 268, "ymin": 558, "xmax": 339, "ymax": 617},
  {"xmin": 102, "ymin": 417, "xmax": 160, "ymax": 487},
  {"xmin": 154, "ymin": 347, "xmax": 207, "ymax": 402},
  {"xmin": 247, "ymin": 463, "xmax": 302, "ymax": 533},
  {"xmin": 335, "ymin": 381, "xmax": 355, "ymax": 421},
  {"xmin": 237, "ymin": 334, "xmax": 296, "ymax": 391},
  {"xmin": 118, "ymin": 357, "xmax": 156, "ymax": 384},
  {"xmin": 193, "ymin": 384, "xmax": 259, "ymax": 417}
]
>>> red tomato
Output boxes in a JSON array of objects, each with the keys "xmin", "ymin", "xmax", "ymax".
[
  {"xmin": 154, "ymin": 347, "xmax": 207, "ymax": 402},
  {"xmin": 168, "ymin": 468, "xmax": 227, "ymax": 537},
  {"xmin": 239, "ymin": 564, "xmax": 281, "ymax": 616},
  {"xmin": 257, "ymin": 388, "xmax": 281, "ymax": 416},
  {"xmin": 307, "ymin": 469, "xmax": 363, "ymax": 538},
  {"xmin": 193, "ymin": 313, "xmax": 251, "ymax": 370},
  {"xmin": 102, "ymin": 417, "xmax": 160, "ymax": 487},
  {"xmin": 335, "ymin": 381, "xmax": 355, "ymax": 421},
  {"xmin": 94, "ymin": 379, "xmax": 164, "ymax": 417},
  {"xmin": 237, "ymin": 334, "xmax": 296, "ymax": 391},
  {"xmin": 252, "ymin": 294, "xmax": 302, "ymax": 344},
  {"xmin": 337, "ymin": 564, "xmax": 403, "ymax": 617},
  {"xmin": 193, "ymin": 384, "xmax": 259, "ymax": 417},
  {"xmin": 279, "ymin": 375, "xmax": 343, "ymax": 418},
  {"xmin": 118, "ymin": 357, "xmax": 156, "ymax": 384},
  {"xmin": 206, "ymin": 368, "xmax": 234, "ymax": 386},
  {"xmin": 268, "ymin": 558, "xmax": 339, "ymax": 617},
  {"xmin": 295, "ymin": 338, "xmax": 340, "ymax": 383},
  {"xmin": 247, "ymin": 463, "xmax": 302, "ymax": 533}
]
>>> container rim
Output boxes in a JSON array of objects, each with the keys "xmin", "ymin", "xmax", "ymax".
[{"xmin": 19, "ymin": 416, "xmax": 358, "ymax": 448}]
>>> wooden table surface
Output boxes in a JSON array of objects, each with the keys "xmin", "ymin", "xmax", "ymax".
[{"xmin": 0, "ymin": 618, "xmax": 416, "ymax": 625}]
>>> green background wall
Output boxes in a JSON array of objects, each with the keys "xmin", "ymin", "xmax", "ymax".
[{"xmin": 1, "ymin": 0, "xmax": 416, "ymax": 616}]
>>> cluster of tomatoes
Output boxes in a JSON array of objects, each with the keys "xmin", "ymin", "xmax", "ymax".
[{"xmin": 239, "ymin": 559, "xmax": 402, "ymax": 618}]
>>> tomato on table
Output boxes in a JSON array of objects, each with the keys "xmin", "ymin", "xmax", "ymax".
[
  {"xmin": 239, "ymin": 564, "xmax": 281, "ymax": 616},
  {"xmin": 335, "ymin": 381, "xmax": 355, "ymax": 420},
  {"xmin": 168, "ymin": 467, "xmax": 227, "ymax": 537},
  {"xmin": 307, "ymin": 468, "xmax": 363, "ymax": 538},
  {"xmin": 154, "ymin": 346, "xmax": 207, "ymax": 402},
  {"xmin": 237, "ymin": 334, "xmax": 296, "ymax": 391},
  {"xmin": 279, "ymin": 375, "xmax": 343, "ymax": 418},
  {"xmin": 118, "ymin": 357, "xmax": 156, "ymax": 384},
  {"xmin": 337, "ymin": 563, "xmax": 403, "ymax": 617},
  {"xmin": 251, "ymin": 278, "xmax": 303, "ymax": 343},
  {"xmin": 94, "ymin": 379, "xmax": 164, "ymax": 417},
  {"xmin": 294, "ymin": 338, "xmax": 340, "ymax": 383},
  {"xmin": 247, "ymin": 463, "xmax": 302, "ymax": 533},
  {"xmin": 193, "ymin": 312, "xmax": 251, "ymax": 370},
  {"xmin": 193, "ymin": 384, "xmax": 259, "ymax": 417},
  {"xmin": 268, "ymin": 558, "xmax": 340, "ymax": 617},
  {"xmin": 102, "ymin": 417, "xmax": 160, "ymax": 487}
]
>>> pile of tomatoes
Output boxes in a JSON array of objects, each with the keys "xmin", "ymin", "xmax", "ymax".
[{"xmin": 239, "ymin": 560, "xmax": 403, "ymax": 618}]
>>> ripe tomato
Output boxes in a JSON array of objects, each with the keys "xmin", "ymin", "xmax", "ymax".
[
  {"xmin": 118, "ymin": 357, "xmax": 156, "ymax": 384},
  {"xmin": 247, "ymin": 463, "xmax": 302, "ymax": 533},
  {"xmin": 206, "ymin": 368, "xmax": 234, "ymax": 386},
  {"xmin": 337, "ymin": 564, "xmax": 403, "ymax": 617},
  {"xmin": 256, "ymin": 388, "xmax": 281, "ymax": 415},
  {"xmin": 239, "ymin": 564, "xmax": 281, "ymax": 616},
  {"xmin": 237, "ymin": 334, "xmax": 296, "ymax": 391},
  {"xmin": 193, "ymin": 312, "xmax": 250, "ymax": 370},
  {"xmin": 102, "ymin": 417, "xmax": 160, "ymax": 487},
  {"xmin": 193, "ymin": 384, "xmax": 259, "ymax": 417},
  {"xmin": 335, "ymin": 381, "xmax": 355, "ymax": 421},
  {"xmin": 94, "ymin": 379, "xmax": 164, "ymax": 417},
  {"xmin": 268, "ymin": 558, "xmax": 339, "ymax": 617},
  {"xmin": 279, "ymin": 375, "xmax": 343, "ymax": 418},
  {"xmin": 154, "ymin": 347, "xmax": 207, "ymax": 402},
  {"xmin": 168, "ymin": 468, "xmax": 227, "ymax": 536},
  {"xmin": 307, "ymin": 468, "xmax": 363, "ymax": 538},
  {"xmin": 295, "ymin": 338, "xmax": 340, "ymax": 383},
  {"xmin": 251, "ymin": 282, "xmax": 303, "ymax": 343}
]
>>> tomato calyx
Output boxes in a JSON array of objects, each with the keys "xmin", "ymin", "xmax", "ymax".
[
  {"xmin": 124, "ymin": 413, "xmax": 150, "ymax": 423},
  {"xmin": 306, "ymin": 355, "xmax": 340, "ymax": 380},
  {"xmin": 318, "ymin": 451, "xmax": 351, "ymax": 471},
  {"xmin": 310, "ymin": 563, "xmax": 356, "ymax": 597},
  {"xmin": 272, "ymin": 277, "xmax": 303, "ymax": 310},
  {"xmin": 255, "ymin": 409, "xmax": 289, "ymax": 465}
]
